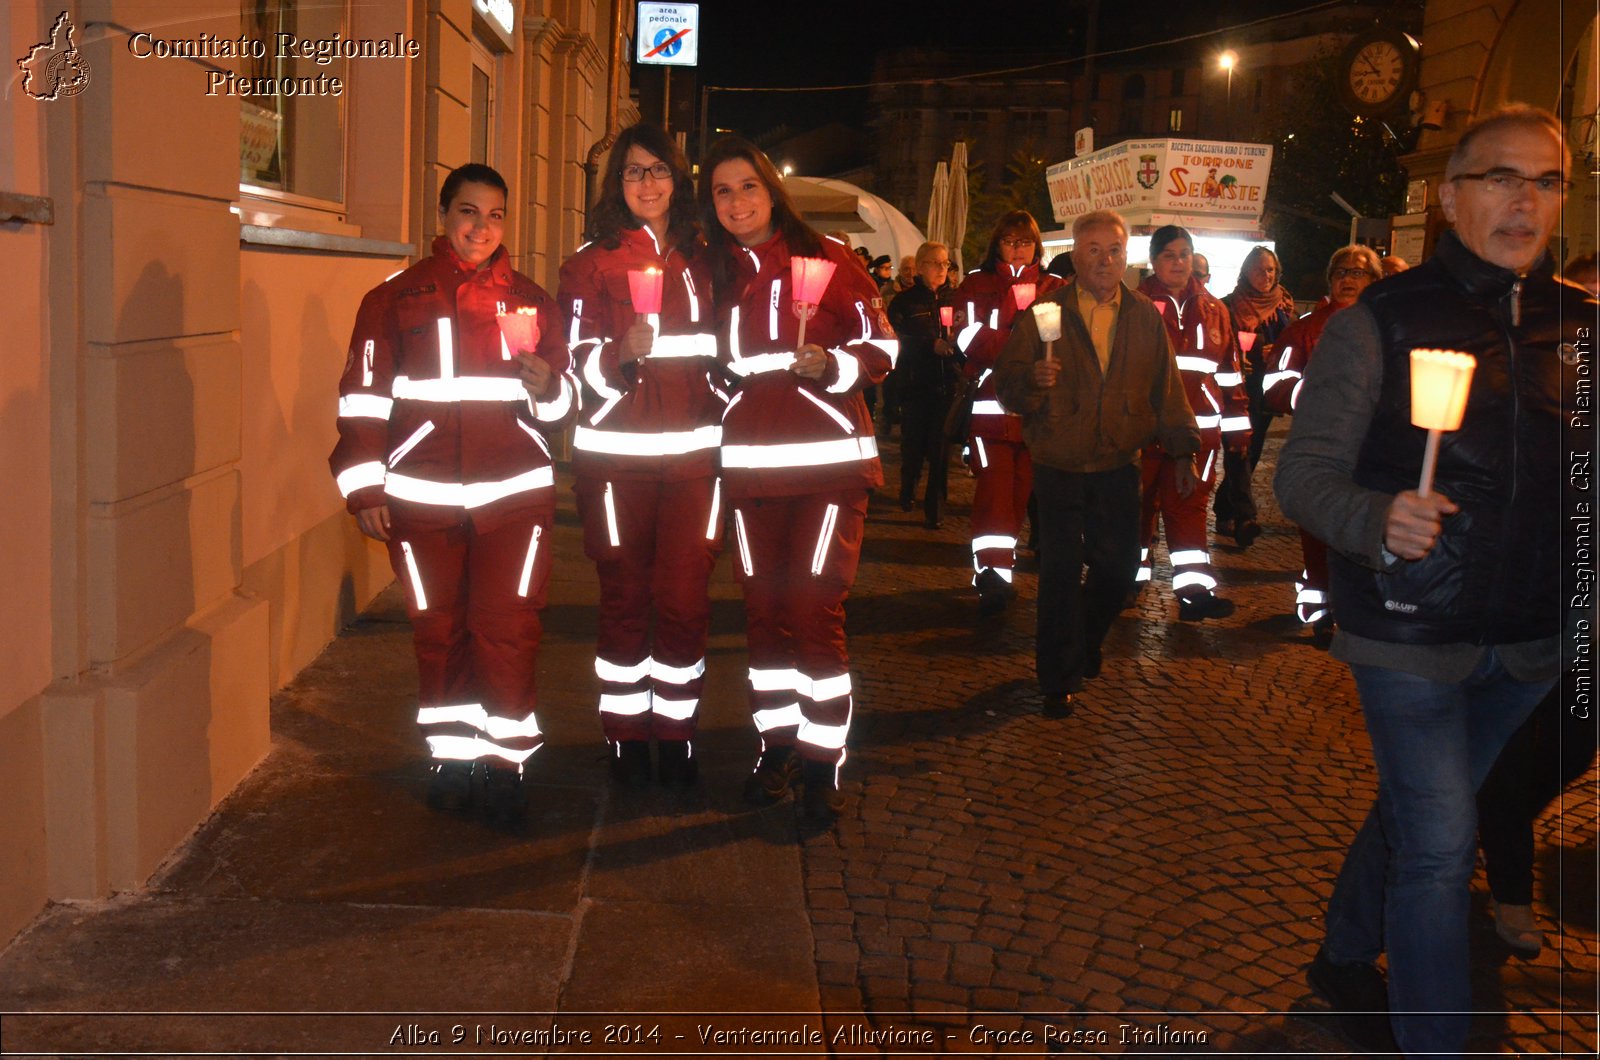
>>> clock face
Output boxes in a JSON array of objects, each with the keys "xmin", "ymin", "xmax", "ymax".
[{"xmin": 1350, "ymin": 41, "xmax": 1404, "ymax": 104}]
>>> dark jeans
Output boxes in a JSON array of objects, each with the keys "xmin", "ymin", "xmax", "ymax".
[
  {"xmin": 1032, "ymin": 463, "xmax": 1140, "ymax": 696},
  {"xmin": 1212, "ymin": 448, "xmax": 1258, "ymax": 526},
  {"xmin": 1326, "ymin": 651, "xmax": 1552, "ymax": 1056},
  {"xmin": 899, "ymin": 388, "xmax": 951, "ymax": 520},
  {"xmin": 1477, "ymin": 666, "xmax": 1598, "ymax": 904}
]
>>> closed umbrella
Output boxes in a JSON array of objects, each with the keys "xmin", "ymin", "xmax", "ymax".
[
  {"xmin": 926, "ymin": 161, "xmax": 949, "ymax": 249},
  {"xmin": 946, "ymin": 142, "xmax": 969, "ymax": 274}
]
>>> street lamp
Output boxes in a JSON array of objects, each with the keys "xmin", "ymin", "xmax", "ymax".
[{"xmin": 1218, "ymin": 50, "xmax": 1238, "ymax": 139}]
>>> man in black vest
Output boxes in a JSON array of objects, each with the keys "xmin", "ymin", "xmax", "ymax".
[{"xmin": 1275, "ymin": 104, "xmax": 1588, "ymax": 1056}]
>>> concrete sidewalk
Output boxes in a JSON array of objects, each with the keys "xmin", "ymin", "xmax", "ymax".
[{"xmin": 2, "ymin": 442, "xmax": 1596, "ymax": 1057}]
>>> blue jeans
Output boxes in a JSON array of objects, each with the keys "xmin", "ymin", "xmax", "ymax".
[{"xmin": 1324, "ymin": 650, "xmax": 1552, "ymax": 1057}]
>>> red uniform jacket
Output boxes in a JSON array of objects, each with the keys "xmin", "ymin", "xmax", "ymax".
[
  {"xmin": 1264, "ymin": 298, "xmax": 1343, "ymax": 415},
  {"xmin": 1136, "ymin": 275, "xmax": 1249, "ymax": 455},
  {"xmin": 330, "ymin": 236, "xmax": 576, "ymax": 533},
  {"xmin": 718, "ymin": 233, "xmax": 894, "ymax": 500},
  {"xmin": 558, "ymin": 227, "xmax": 724, "ymax": 481},
  {"xmin": 957, "ymin": 263, "xmax": 1065, "ymax": 442}
]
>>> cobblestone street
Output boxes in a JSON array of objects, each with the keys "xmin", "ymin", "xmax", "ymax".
[
  {"xmin": 810, "ymin": 429, "xmax": 1598, "ymax": 1055},
  {"xmin": 1, "ymin": 431, "xmax": 1594, "ymax": 1057}
]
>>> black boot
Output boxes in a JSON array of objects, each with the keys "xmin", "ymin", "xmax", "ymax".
[
  {"xmin": 610, "ymin": 739, "xmax": 652, "ymax": 789},
  {"xmin": 481, "ymin": 762, "xmax": 528, "ymax": 823},
  {"xmin": 425, "ymin": 761, "xmax": 475, "ymax": 813},
  {"xmin": 742, "ymin": 745, "xmax": 800, "ymax": 804},
  {"xmin": 801, "ymin": 758, "xmax": 846, "ymax": 822},
  {"xmin": 656, "ymin": 739, "xmax": 699, "ymax": 788}
]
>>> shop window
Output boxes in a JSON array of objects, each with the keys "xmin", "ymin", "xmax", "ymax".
[{"xmin": 240, "ymin": 0, "xmax": 347, "ymax": 204}]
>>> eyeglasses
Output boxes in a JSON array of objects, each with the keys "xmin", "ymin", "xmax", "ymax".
[
  {"xmin": 999, "ymin": 238, "xmax": 1036, "ymax": 249},
  {"xmin": 1451, "ymin": 169, "xmax": 1572, "ymax": 196},
  {"xmin": 622, "ymin": 162, "xmax": 674, "ymax": 182},
  {"xmin": 1330, "ymin": 267, "xmax": 1375, "ymax": 280}
]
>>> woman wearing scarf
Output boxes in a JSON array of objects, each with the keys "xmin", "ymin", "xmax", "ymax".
[
  {"xmin": 558, "ymin": 124, "xmax": 723, "ymax": 790},
  {"xmin": 698, "ymin": 137, "xmax": 893, "ymax": 823},
  {"xmin": 1262, "ymin": 244, "xmax": 1382, "ymax": 639},
  {"xmin": 1215, "ymin": 246, "xmax": 1296, "ymax": 548},
  {"xmin": 1134, "ymin": 225, "xmax": 1248, "ymax": 621}
]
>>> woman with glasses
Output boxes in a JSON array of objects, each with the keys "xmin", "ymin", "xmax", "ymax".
[
  {"xmin": 1263, "ymin": 244, "xmax": 1383, "ymax": 640},
  {"xmin": 698, "ymin": 136, "xmax": 893, "ymax": 823},
  {"xmin": 558, "ymin": 123, "xmax": 724, "ymax": 789},
  {"xmin": 951, "ymin": 210, "xmax": 1064, "ymax": 612},
  {"xmin": 1216, "ymin": 245, "xmax": 1296, "ymax": 549}
]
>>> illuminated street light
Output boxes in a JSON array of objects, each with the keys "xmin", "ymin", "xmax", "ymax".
[{"xmin": 1219, "ymin": 50, "xmax": 1238, "ymax": 139}]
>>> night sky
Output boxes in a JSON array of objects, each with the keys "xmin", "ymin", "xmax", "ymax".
[{"xmin": 694, "ymin": 0, "xmax": 1339, "ymax": 140}]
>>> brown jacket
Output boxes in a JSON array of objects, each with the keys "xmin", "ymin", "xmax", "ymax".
[{"xmin": 992, "ymin": 282, "xmax": 1199, "ymax": 473}]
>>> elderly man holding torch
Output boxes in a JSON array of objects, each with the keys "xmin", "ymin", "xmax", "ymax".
[
  {"xmin": 993, "ymin": 209, "xmax": 1198, "ymax": 719},
  {"xmin": 1275, "ymin": 104, "xmax": 1589, "ymax": 1057}
]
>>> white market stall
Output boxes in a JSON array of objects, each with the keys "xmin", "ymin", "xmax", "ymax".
[
  {"xmin": 784, "ymin": 176, "xmax": 927, "ymax": 272},
  {"xmin": 1042, "ymin": 137, "xmax": 1276, "ymax": 295}
]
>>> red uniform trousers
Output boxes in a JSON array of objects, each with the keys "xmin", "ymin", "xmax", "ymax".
[
  {"xmin": 574, "ymin": 475, "xmax": 722, "ymax": 742},
  {"xmin": 968, "ymin": 436, "xmax": 1032, "ymax": 584},
  {"xmin": 1137, "ymin": 447, "xmax": 1221, "ymax": 598},
  {"xmin": 1296, "ymin": 527, "xmax": 1331, "ymax": 625},
  {"xmin": 387, "ymin": 506, "xmax": 553, "ymax": 767},
  {"xmin": 729, "ymin": 489, "xmax": 867, "ymax": 770}
]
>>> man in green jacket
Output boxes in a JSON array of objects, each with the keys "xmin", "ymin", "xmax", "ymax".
[{"xmin": 994, "ymin": 209, "xmax": 1199, "ymax": 717}]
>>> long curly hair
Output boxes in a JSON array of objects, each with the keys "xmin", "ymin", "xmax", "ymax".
[
  {"xmin": 697, "ymin": 135, "xmax": 821, "ymax": 298},
  {"xmin": 587, "ymin": 123, "xmax": 699, "ymax": 255}
]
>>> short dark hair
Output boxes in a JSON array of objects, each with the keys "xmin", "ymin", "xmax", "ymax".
[
  {"xmin": 588, "ymin": 122, "xmax": 699, "ymax": 253},
  {"xmin": 978, "ymin": 210, "xmax": 1044, "ymax": 273},
  {"xmin": 439, "ymin": 163, "xmax": 508, "ymax": 212},
  {"xmin": 1149, "ymin": 224, "xmax": 1193, "ymax": 259},
  {"xmin": 1445, "ymin": 103, "xmax": 1568, "ymax": 180}
]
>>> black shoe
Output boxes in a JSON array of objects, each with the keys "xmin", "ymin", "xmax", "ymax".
[
  {"xmin": 1307, "ymin": 948, "xmax": 1398, "ymax": 1053},
  {"xmin": 1083, "ymin": 646, "xmax": 1102, "ymax": 680},
  {"xmin": 975, "ymin": 568, "xmax": 1014, "ymax": 615},
  {"xmin": 1215, "ymin": 517, "xmax": 1236, "ymax": 539},
  {"xmin": 801, "ymin": 759, "xmax": 846, "ymax": 822},
  {"xmin": 1178, "ymin": 592, "xmax": 1236, "ymax": 621},
  {"xmin": 743, "ymin": 745, "xmax": 800, "ymax": 805},
  {"xmin": 610, "ymin": 739, "xmax": 652, "ymax": 789},
  {"xmin": 898, "ymin": 496, "xmax": 915, "ymax": 512},
  {"xmin": 482, "ymin": 763, "xmax": 528, "ymax": 822},
  {"xmin": 1042, "ymin": 693, "xmax": 1076, "ymax": 719},
  {"xmin": 425, "ymin": 761, "xmax": 475, "ymax": 812},
  {"xmin": 1311, "ymin": 615, "xmax": 1336, "ymax": 649},
  {"xmin": 1233, "ymin": 520, "xmax": 1262, "ymax": 548},
  {"xmin": 924, "ymin": 516, "xmax": 943, "ymax": 530},
  {"xmin": 656, "ymin": 739, "xmax": 699, "ymax": 787}
]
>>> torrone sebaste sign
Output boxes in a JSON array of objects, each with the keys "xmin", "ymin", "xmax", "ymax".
[{"xmin": 1046, "ymin": 138, "xmax": 1274, "ymax": 225}]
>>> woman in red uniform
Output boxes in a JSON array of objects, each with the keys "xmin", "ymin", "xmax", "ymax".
[
  {"xmin": 558, "ymin": 124, "xmax": 724, "ymax": 789},
  {"xmin": 1134, "ymin": 225, "xmax": 1249, "ymax": 621},
  {"xmin": 954, "ymin": 210, "xmax": 1064, "ymax": 613},
  {"xmin": 331, "ymin": 163, "xmax": 576, "ymax": 822},
  {"xmin": 1263, "ymin": 243, "xmax": 1381, "ymax": 639},
  {"xmin": 698, "ymin": 137, "xmax": 893, "ymax": 822}
]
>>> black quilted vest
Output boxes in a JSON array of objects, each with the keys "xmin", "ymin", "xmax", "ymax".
[{"xmin": 1330, "ymin": 230, "xmax": 1592, "ymax": 645}]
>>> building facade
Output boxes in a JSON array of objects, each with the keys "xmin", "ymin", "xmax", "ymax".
[
  {"xmin": 0, "ymin": 0, "xmax": 633, "ymax": 944},
  {"xmin": 1399, "ymin": 0, "xmax": 1597, "ymax": 265}
]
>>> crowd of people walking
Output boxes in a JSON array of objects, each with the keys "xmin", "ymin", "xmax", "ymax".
[{"xmin": 329, "ymin": 104, "xmax": 1591, "ymax": 1059}]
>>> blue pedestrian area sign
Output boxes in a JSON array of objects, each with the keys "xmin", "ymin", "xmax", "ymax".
[{"xmin": 636, "ymin": 3, "xmax": 699, "ymax": 67}]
